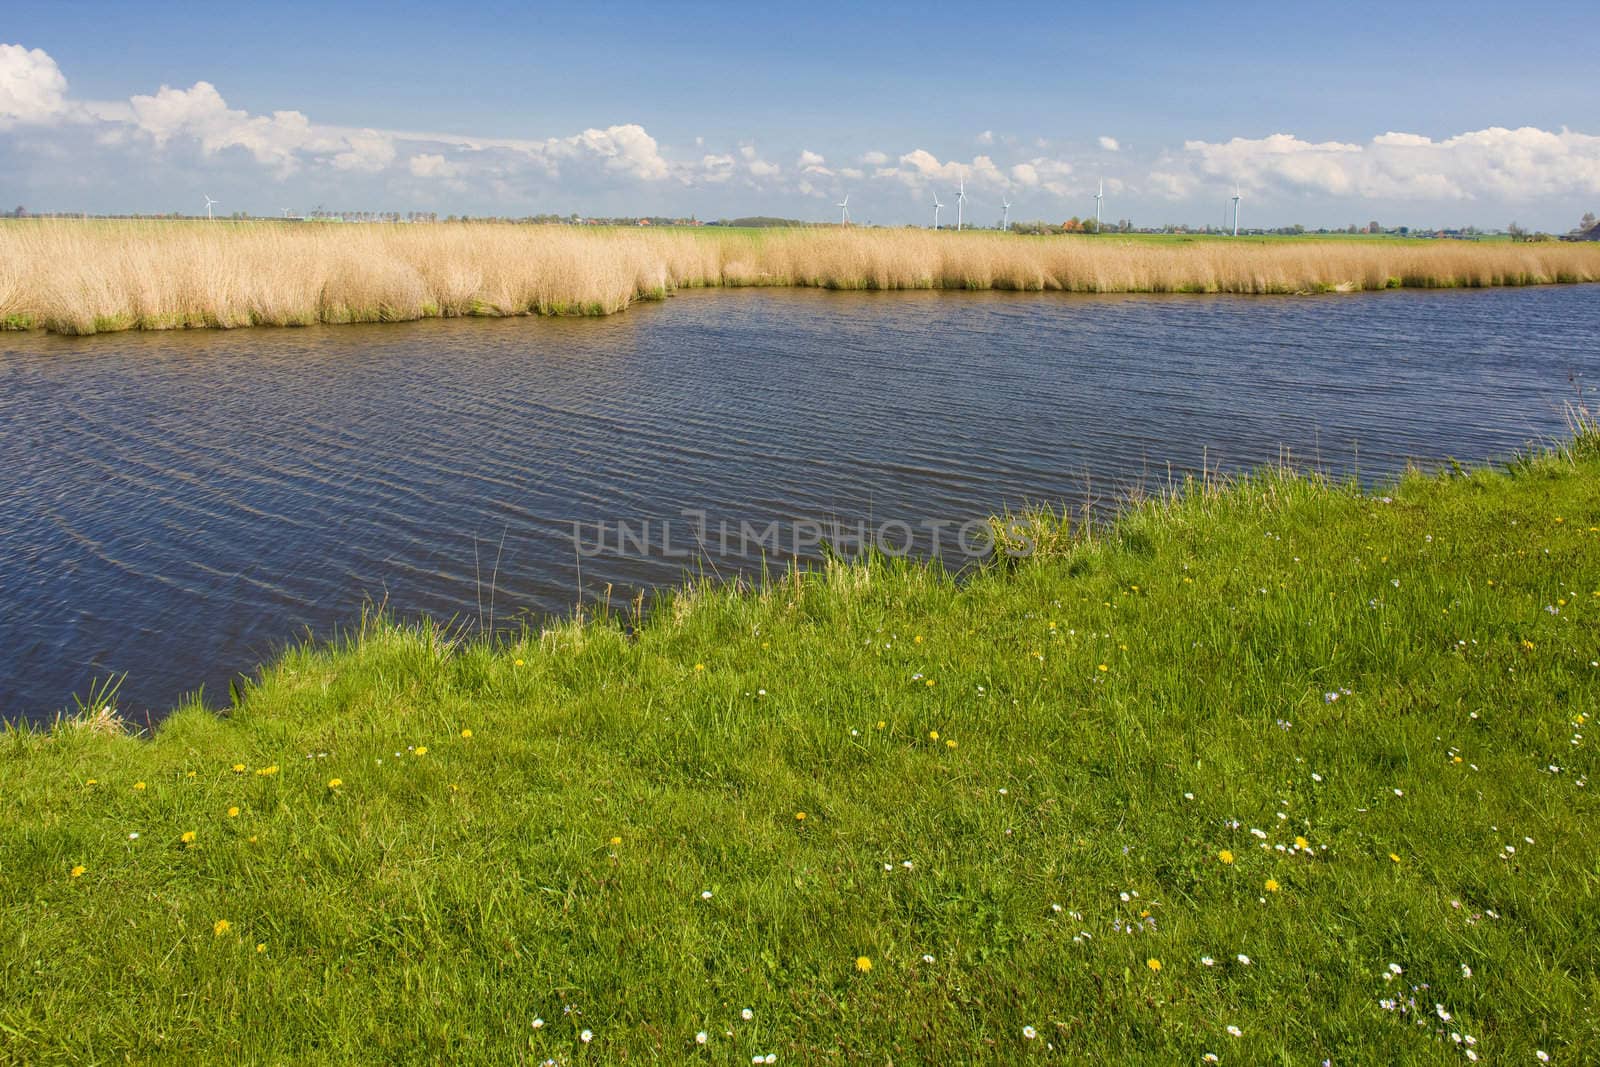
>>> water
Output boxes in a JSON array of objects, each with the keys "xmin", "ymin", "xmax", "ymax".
[{"xmin": 2, "ymin": 286, "xmax": 1595, "ymax": 724}]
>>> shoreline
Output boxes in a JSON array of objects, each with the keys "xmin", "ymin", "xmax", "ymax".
[
  {"xmin": 5, "ymin": 220, "xmax": 1600, "ymax": 336},
  {"xmin": 4, "ymin": 428, "xmax": 1597, "ymax": 1058}
]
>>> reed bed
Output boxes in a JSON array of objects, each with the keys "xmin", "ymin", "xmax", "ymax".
[{"xmin": 3, "ymin": 219, "xmax": 1599, "ymax": 335}]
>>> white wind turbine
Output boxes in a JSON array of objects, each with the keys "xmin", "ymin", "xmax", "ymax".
[
  {"xmin": 1094, "ymin": 180, "xmax": 1104, "ymax": 231},
  {"xmin": 836, "ymin": 194, "xmax": 851, "ymax": 226},
  {"xmin": 1001, "ymin": 195, "xmax": 1012, "ymax": 231},
  {"xmin": 1230, "ymin": 183, "xmax": 1242, "ymax": 237},
  {"xmin": 932, "ymin": 190, "xmax": 944, "ymax": 230},
  {"xmin": 955, "ymin": 178, "xmax": 967, "ymax": 231},
  {"xmin": 203, "ymin": 194, "xmax": 218, "ymax": 221}
]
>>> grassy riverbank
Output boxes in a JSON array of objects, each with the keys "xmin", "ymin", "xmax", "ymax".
[
  {"xmin": 3, "ymin": 430, "xmax": 1598, "ymax": 1061},
  {"xmin": 4, "ymin": 220, "xmax": 1600, "ymax": 334}
]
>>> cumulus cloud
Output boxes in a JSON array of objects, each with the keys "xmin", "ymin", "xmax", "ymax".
[
  {"xmin": 1173, "ymin": 126, "xmax": 1600, "ymax": 201},
  {"xmin": 860, "ymin": 150, "xmax": 888, "ymax": 165},
  {"xmin": 408, "ymin": 152, "xmax": 458, "ymax": 179},
  {"xmin": 0, "ymin": 43, "xmax": 68, "ymax": 126},
  {"xmin": 1007, "ymin": 157, "xmax": 1074, "ymax": 195},
  {"xmin": 797, "ymin": 148, "xmax": 831, "ymax": 176},
  {"xmin": 977, "ymin": 129, "xmax": 994, "ymax": 145},
  {"xmin": 698, "ymin": 153, "xmax": 736, "ymax": 183},
  {"xmin": 894, "ymin": 149, "xmax": 1008, "ymax": 187},
  {"xmin": 332, "ymin": 129, "xmax": 396, "ymax": 172},
  {"xmin": 542, "ymin": 124, "xmax": 670, "ymax": 181},
  {"xmin": 127, "ymin": 81, "xmax": 340, "ymax": 175},
  {"xmin": 1098, "ymin": 135, "xmax": 1120, "ymax": 152}
]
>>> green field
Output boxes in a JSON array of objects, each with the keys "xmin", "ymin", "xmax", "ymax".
[{"xmin": 3, "ymin": 429, "xmax": 1598, "ymax": 1062}]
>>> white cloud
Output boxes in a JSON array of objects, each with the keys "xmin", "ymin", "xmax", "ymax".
[
  {"xmin": 860, "ymin": 150, "xmax": 888, "ymax": 165},
  {"xmin": 748, "ymin": 159, "xmax": 780, "ymax": 177},
  {"xmin": 0, "ymin": 43, "xmax": 68, "ymax": 126},
  {"xmin": 698, "ymin": 153, "xmax": 736, "ymax": 183},
  {"xmin": 1098, "ymin": 135, "xmax": 1120, "ymax": 152},
  {"xmin": 895, "ymin": 149, "xmax": 1004, "ymax": 185},
  {"xmin": 552, "ymin": 124, "xmax": 670, "ymax": 181},
  {"xmin": 797, "ymin": 148, "xmax": 831, "ymax": 176},
  {"xmin": 1173, "ymin": 126, "xmax": 1600, "ymax": 201},
  {"xmin": 332, "ymin": 128, "xmax": 396, "ymax": 172},
  {"xmin": 408, "ymin": 152, "xmax": 458, "ymax": 178},
  {"xmin": 977, "ymin": 129, "xmax": 994, "ymax": 145},
  {"xmin": 127, "ymin": 81, "xmax": 337, "ymax": 175}
]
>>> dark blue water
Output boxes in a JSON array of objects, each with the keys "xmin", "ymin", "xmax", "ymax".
[{"xmin": 2, "ymin": 286, "xmax": 1595, "ymax": 724}]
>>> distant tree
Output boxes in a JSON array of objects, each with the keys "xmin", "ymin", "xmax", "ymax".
[
  {"xmin": 1081, "ymin": 217, "xmax": 1101, "ymax": 234},
  {"xmin": 1507, "ymin": 221, "xmax": 1527, "ymax": 241},
  {"xmin": 1581, "ymin": 211, "xmax": 1597, "ymax": 233},
  {"xmin": 1366, "ymin": 220, "xmax": 1382, "ymax": 234},
  {"xmin": 10, "ymin": 205, "xmax": 24, "ymax": 218}
]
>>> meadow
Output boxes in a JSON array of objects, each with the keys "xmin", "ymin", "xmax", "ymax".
[
  {"xmin": 3, "ymin": 219, "xmax": 1600, "ymax": 334},
  {"xmin": 3, "ymin": 426, "xmax": 1597, "ymax": 1061}
]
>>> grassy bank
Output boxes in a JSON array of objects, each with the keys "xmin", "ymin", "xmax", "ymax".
[
  {"xmin": 3, "ymin": 220, "xmax": 1600, "ymax": 335},
  {"xmin": 3, "ymin": 431, "xmax": 1598, "ymax": 1061}
]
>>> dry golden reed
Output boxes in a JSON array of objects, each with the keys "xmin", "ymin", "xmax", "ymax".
[{"xmin": 3, "ymin": 219, "xmax": 1598, "ymax": 335}]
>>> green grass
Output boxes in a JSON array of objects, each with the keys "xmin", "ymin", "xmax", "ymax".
[{"xmin": 4, "ymin": 436, "xmax": 1599, "ymax": 1063}]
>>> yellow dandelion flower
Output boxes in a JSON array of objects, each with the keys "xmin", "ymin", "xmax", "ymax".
[
  {"xmin": 609, "ymin": 836, "xmax": 622, "ymax": 846},
  {"xmin": 876, "ymin": 721, "xmax": 886, "ymax": 730},
  {"xmin": 1389, "ymin": 853, "xmax": 1401, "ymax": 863},
  {"xmin": 85, "ymin": 778, "xmax": 98, "ymax": 786},
  {"xmin": 133, "ymin": 781, "xmax": 146, "ymax": 791},
  {"xmin": 459, "ymin": 729, "xmax": 472, "ymax": 739},
  {"xmin": 213, "ymin": 919, "xmax": 231, "ymax": 937},
  {"xmin": 694, "ymin": 663, "xmax": 705, "ymax": 672},
  {"xmin": 925, "ymin": 679, "xmax": 935, "ymax": 687},
  {"xmin": 413, "ymin": 746, "xmax": 427, "ymax": 756},
  {"xmin": 1294, "ymin": 836, "xmax": 1309, "ymax": 850},
  {"xmin": 514, "ymin": 658, "xmax": 524, "ymax": 667},
  {"xmin": 914, "ymin": 635, "xmax": 924, "ymax": 644},
  {"xmin": 181, "ymin": 831, "xmax": 197, "ymax": 844},
  {"xmin": 70, "ymin": 865, "xmax": 86, "ymax": 878},
  {"xmin": 1146, "ymin": 958, "xmax": 1162, "ymax": 972},
  {"xmin": 855, "ymin": 956, "xmax": 872, "ymax": 973},
  {"xmin": 946, "ymin": 739, "xmax": 957, "ymax": 749},
  {"xmin": 929, "ymin": 730, "xmax": 939, "ymax": 741},
  {"xmin": 256, "ymin": 943, "xmax": 266, "ymax": 953},
  {"xmin": 255, "ymin": 765, "xmax": 278, "ymax": 777},
  {"xmin": 227, "ymin": 807, "xmax": 240, "ymax": 818},
  {"xmin": 1218, "ymin": 850, "xmax": 1234, "ymax": 865},
  {"xmin": 327, "ymin": 779, "xmax": 342, "ymax": 789},
  {"xmin": 231, "ymin": 764, "xmax": 246, "ymax": 773},
  {"xmin": 1097, "ymin": 664, "xmax": 1109, "ymax": 672},
  {"xmin": 794, "ymin": 812, "xmax": 807, "ymax": 821},
  {"xmin": 1264, "ymin": 879, "xmax": 1280, "ymax": 893}
]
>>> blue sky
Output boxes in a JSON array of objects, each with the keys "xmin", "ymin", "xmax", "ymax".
[{"xmin": 3, "ymin": 1, "xmax": 1598, "ymax": 228}]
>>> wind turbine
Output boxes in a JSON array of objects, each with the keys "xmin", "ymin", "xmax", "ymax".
[
  {"xmin": 955, "ymin": 178, "xmax": 966, "ymax": 231},
  {"xmin": 1001, "ymin": 195, "xmax": 1012, "ymax": 231},
  {"xmin": 837, "ymin": 194, "xmax": 850, "ymax": 226},
  {"xmin": 203, "ymin": 194, "xmax": 218, "ymax": 221},
  {"xmin": 1094, "ymin": 180, "xmax": 1104, "ymax": 231},
  {"xmin": 1230, "ymin": 183, "xmax": 1242, "ymax": 237},
  {"xmin": 932, "ymin": 190, "xmax": 944, "ymax": 230}
]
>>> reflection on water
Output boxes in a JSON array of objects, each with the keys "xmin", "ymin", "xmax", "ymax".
[{"xmin": 2, "ymin": 286, "xmax": 1595, "ymax": 722}]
